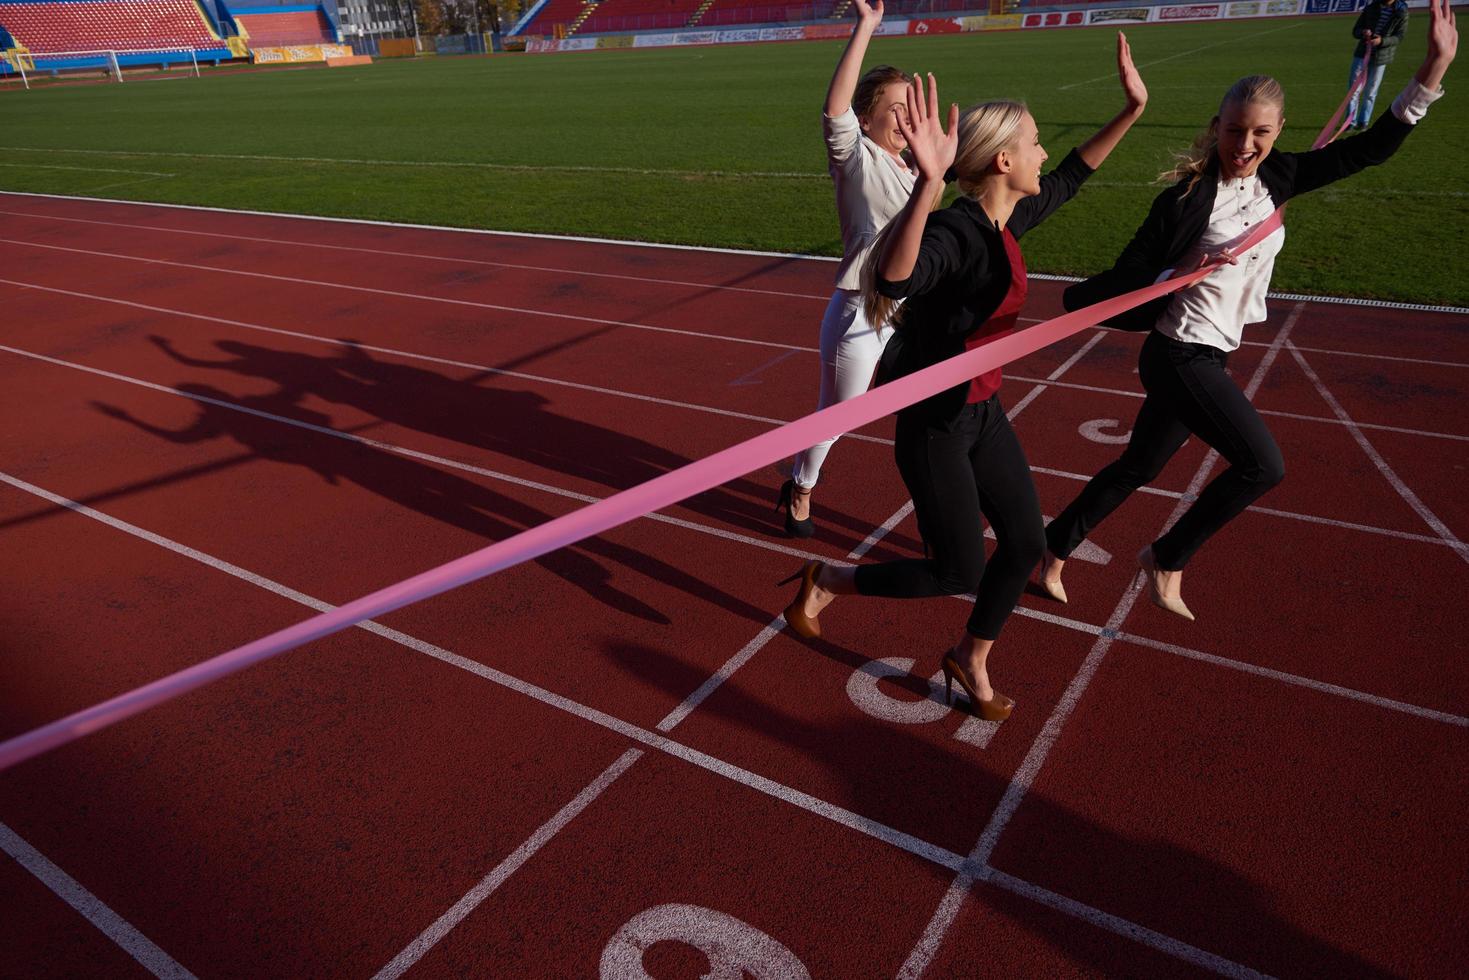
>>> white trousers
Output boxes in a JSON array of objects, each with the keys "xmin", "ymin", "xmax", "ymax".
[{"xmin": 790, "ymin": 288, "xmax": 893, "ymax": 490}]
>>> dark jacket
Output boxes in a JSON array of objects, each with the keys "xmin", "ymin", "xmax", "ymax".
[
  {"xmin": 875, "ymin": 148, "xmax": 1094, "ymax": 421},
  {"xmin": 1062, "ymin": 111, "xmax": 1416, "ymax": 330},
  {"xmin": 1353, "ymin": 1, "xmax": 1409, "ymax": 66}
]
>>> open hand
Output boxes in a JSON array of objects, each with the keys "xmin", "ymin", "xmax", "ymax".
[
  {"xmin": 1427, "ymin": 0, "xmax": 1458, "ymax": 69},
  {"xmin": 898, "ymin": 72, "xmax": 959, "ymax": 183},
  {"xmin": 853, "ymin": 0, "xmax": 883, "ymax": 29},
  {"xmin": 1117, "ymin": 32, "xmax": 1148, "ymax": 112}
]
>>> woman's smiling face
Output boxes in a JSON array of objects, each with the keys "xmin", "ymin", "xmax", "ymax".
[{"xmin": 1216, "ymin": 100, "xmax": 1284, "ymax": 179}]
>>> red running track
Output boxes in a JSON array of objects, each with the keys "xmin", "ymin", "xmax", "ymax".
[{"xmin": 0, "ymin": 192, "xmax": 1466, "ymax": 978}]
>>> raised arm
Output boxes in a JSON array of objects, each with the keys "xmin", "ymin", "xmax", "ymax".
[
  {"xmin": 1076, "ymin": 32, "xmax": 1148, "ymax": 171},
  {"xmin": 876, "ymin": 73, "xmax": 958, "ymax": 288},
  {"xmin": 825, "ymin": 0, "xmax": 884, "ymax": 117},
  {"xmin": 1416, "ymin": 0, "xmax": 1456, "ymax": 92}
]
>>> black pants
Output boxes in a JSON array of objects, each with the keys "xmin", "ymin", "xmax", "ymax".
[
  {"xmin": 854, "ymin": 394, "xmax": 1045, "ymax": 640},
  {"xmin": 1046, "ymin": 330, "xmax": 1285, "ymax": 570}
]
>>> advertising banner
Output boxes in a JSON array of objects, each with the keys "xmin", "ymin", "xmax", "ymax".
[
  {"xmin": 801, "ymin": 24, "xmax": 851, "ymax": 40},
  {"xmin": 1088, "ymin": 7, "xmax": 1153, "ymax": 23},
  {"xmin": 761, "ymin": 27, "xmax": 807, "ymax": 41},
  {"xmin": 717, "ymin": 29, "xmax": 763, "ymax": 43},
  {"xmin": 252, "ymin": 43, "xmax": 352, "ymax": 64},
  {"xmin": 1158, "ymin": 4, "xmax": 1222, "ymax": 19},
  {"xmin": 596, "ymin": 35, "xmax": 635, "ymax": 49},
  {"xmin": 908, "ymin": 18, "xmax": 964, "ymax": 35}
]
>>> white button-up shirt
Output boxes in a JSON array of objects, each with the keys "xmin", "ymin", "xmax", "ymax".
[
  {"xmin": 1157, "ymin": 79, "xmax": 1444, "ymax": 352},
  {"xmin": 824, "ymin": 108, "xmax": 916, "ymax": 291}
]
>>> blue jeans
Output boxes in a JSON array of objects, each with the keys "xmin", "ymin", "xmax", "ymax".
[{"xmin": 1347, "ymin": 56, "xmax": 1388, "ymax": 127}]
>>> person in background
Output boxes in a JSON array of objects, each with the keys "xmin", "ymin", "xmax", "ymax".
[{"xmin": 1349, "ymin": 0, "xmax": 1410, "ymax": 129}]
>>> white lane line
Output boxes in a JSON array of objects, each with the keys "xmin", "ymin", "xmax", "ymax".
[
  {"xmin": 1058, "ymin": 21, "xmax": 1304, "ymax": 90},
  {"xmin": 4, "ymin": 190, "xmax": 1462, "ymax": 315},
  {"xmin": 0, "ymin": 341, "xmax": 848, "ymax": 566},
  {"xmin": 0, "ymin": 278, "xmax": 897, "ymax": 445},
  {"xmin": 848, "ymin": 331, "xmax": 1111, "ymax": 561},
  {"xmin": 0, "ymin": 238, "xmax": 816, "ymax": 354},
  {"xmin": 0, "ymin": 189, "xmax": 846, "ymax": 264},
  {"xmin": 0, "ymin": 822, "xmax": 197, "ymax": 979},
  {"xmin": 1287, "ymin": 342, "xmax": 1469, "ymax": 564},
  {"xmin": 984, "ymin": 869, "xmax": 1271, "ymax": 980},
  {"xmin": 0, "ymin": 163, "xmax": 175, "ymax": 177},
  {"xmin": 656, "ymin": 616, "xmax": 789, "ymax": 733},
  {"xmin": 1006, "ymin": 373, "xmax": 1468, "ymax": 443},
  {"xmin": 4, "ymin": 146, "xmax": 828, "ymax": 181},
  {"xmin": 1238, "ymin": 338, "xmax": 1469, "ymax": 370},
  {"xmin": 2, "ymin": 338, "xmax": 1457, "ymax": 591},
  {"xmin": 370, "ymin": 748, "xmax": 645, "ymax": 980},
  {"xmin": 897, "ymin": 304, "xmax": 1304, "ymax": 978},
  {"xmin": 8, "ymin": 276, "xmax": 1464, "ymax": 461},
  {"xmin": 1113, "ymin": 631, "xmax": 1468, "ymax": 728},
  {"xmin": 848, "ymin": 501, "xmax": 915, "ymax": 561},
  {"xmin": 0, "ymin": 209, "xmax": 833, "ymax": 302},
  {"xmin": 0, "ymin": 471, "xmax": 1266, "ymax": 979}
]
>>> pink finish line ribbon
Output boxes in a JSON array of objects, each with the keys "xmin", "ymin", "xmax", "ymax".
[{"xmin": 3, "ymin": 86, "xmax": 1366, "ymax": 773}]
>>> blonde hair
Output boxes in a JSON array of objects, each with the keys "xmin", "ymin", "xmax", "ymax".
[
  {"xmin": 1160, "ymin": 75, "xmax": 1285, "ymax": 195},
  {"xmin": 861, "ymin": 100, "xmax": 1029, "ymax": 328}
]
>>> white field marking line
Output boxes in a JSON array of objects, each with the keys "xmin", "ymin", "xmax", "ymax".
[
  {"xmin": 4, "ymin": 146, "xmax": 828, "ymax": 181},
  {"xmin": 1005, "ymin": 373, "xmax": 1469, "ymax": 443},
  {"xmin": 0, "ymin": 208, "xmax": 833, "ymax": 302},
  {"xmin": 5, "ymin": 333, "xmax": 1456, "ymax": 570},
  {"xmin": 1030, "ymin": 462, "xmax": 1461, "ymax": 549},
  {"xmin": 849, "ymin": 331, "xmax": 1110, "ymax": 561},
  {"xmin": 999, "ymin": 603, "xmax": 1469, "ymax": 727},
  {"xmin": 371, "ymin": 748, "xmax": 645, "ymax": 980},
  {"xmin": 4, "ymin": 189, "xmax": 1464, "ymax": 315},
  {"xmin": 1238, "ymin": 338, "xmax": 1469, "ymax": 370},
  {"xmin": 1058, "ymin": 21, "xmax": 1305, "ymax": 90},
  {"xmin": 0, "ymin": 470, "xmax": 1265, "ymax": 980},
  {"xmin": 0, "ymin": 277, "xmax": 886, "ymax": 446},
  {"xmin": 1288, "ymin": 341, "xmax": 1469, "ymax": 564},
  {"xmin": 0, "ymin": 821, "xmax": 196, "ymax": 979},
  {"xmin": 1114, "ymin": 631, "xmax": 1469, "ymax": 728},
  {"xmin": 985, "ymin": 869, "xmax": 1271, "ymax": 980},
  {"xmin": 0, "ymin": 163, "xmax": 175, "ymax": 177},
  {"xmin": 897, "ymin": 304, "xmax": 1303, "ymax": 980},
  {"xmin": 377, "ymin": 616, "xmax": 793, "ymax": 970},
  {"xmin": 0, "ymin": 238, "xmax": 817, "ymax": 354},
  {"xmin": 3, "ymin": 334, "xmax": 1454, "ymax": 577},
  {"xmin": 0, "ymin": 189, "xmax": 845, "ymax": 264},
  {"xmin": 0, "ymin": 342, "xmax": 835, "ymax": 566}
]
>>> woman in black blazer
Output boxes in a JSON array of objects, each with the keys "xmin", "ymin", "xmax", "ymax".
[
  {"xmin": 780, "ymin": 34, "xmax": 1148, "ymax": 722},
  {"xmin": 1040, "ymin": 0, "xmax": 1457, "ymax": 621}
]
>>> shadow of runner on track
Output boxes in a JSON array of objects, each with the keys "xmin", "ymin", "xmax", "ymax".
[
  {"xmin": 140, "ymin": 333, "xmax": 926, "ymax": 554},
  {"xmin": 599, "ymin": 638, "xmax": 1390, "ymax": 978},
  {"xmin": 89, "ymin": 386, "xmax": 673, "ymax": 625}
]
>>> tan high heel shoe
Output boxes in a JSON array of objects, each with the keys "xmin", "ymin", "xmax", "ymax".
[
  {"xmin": 779, "ymin": 561, "xmax": 826, "ymax": 639},
  {"xmin": 1138, "ymin": 546, "xmax": 1195, "ymax": 621},
  {"xmin": 1037, "ymin": 553, "xmax": 1068, "ymax": 603},
  {"xmin": 940, "ymin": 653, "xmax": 1014, "ymax": 722}
]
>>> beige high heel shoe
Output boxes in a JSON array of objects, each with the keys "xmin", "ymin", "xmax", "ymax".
[{"xmin": 1138, "ymin": 546, "xmax": 1195, "ymax": 621}]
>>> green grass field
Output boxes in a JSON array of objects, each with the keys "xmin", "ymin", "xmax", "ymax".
[{"xmin": 3, "ymin": 14, "xmax": 1465, "ymax": 304}]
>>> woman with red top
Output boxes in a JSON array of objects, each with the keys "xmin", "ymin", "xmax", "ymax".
[{"xmin": 780, "ymin": 36, "xmax": 1147, "ymax": 721}]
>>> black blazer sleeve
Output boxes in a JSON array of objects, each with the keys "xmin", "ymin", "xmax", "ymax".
[
  {"xmin": 1061, "ymin": 182, "xmax": 1179, "ymax": 326},
  {"xmin": 1008, "ymin": 148, "xmax": 1096, "ymax": 240},
  {"xmin": 875, "ymin": 209, "xmax": 971, "ymax": 299},
  {"xmin": 1277, "ymin": 109, "xmax": 1415, "ymax": 198}
]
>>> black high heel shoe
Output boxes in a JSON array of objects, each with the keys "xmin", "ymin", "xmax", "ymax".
[{"xmin": 775, "ymin": 479, "xmax": 815, "ymax": 539}]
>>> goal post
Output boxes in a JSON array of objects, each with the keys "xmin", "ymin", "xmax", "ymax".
[{"xmin": 17, "ymin": 46, "xmax": 206, "ymax": 85}]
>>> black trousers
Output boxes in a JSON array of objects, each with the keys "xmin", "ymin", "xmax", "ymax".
[
  {"xmin": 1046, "ymin": 329, "xmax": 1285, "ymax": 570},
  {"xmin": 854, "ymin": 394, "xmax": 1045, "ymax": 641}
]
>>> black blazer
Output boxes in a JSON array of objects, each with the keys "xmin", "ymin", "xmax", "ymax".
[
  {"xmin": 1063, "ymin": 110, "xmax": 1416, "ymax": 330},
  {"xmin": 875, "ymin": 148, "xmax": 1094, "ymax": 421}
]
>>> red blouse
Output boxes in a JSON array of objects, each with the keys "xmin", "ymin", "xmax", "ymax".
[{"xmin": 965, "ymin": 227, "xmax": 1028, "ymax": 403}]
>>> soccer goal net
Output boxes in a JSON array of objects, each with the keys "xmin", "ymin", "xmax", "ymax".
[{"xmin": 3, "ymin": 46, "xmax": 202, "ymax": 89}]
